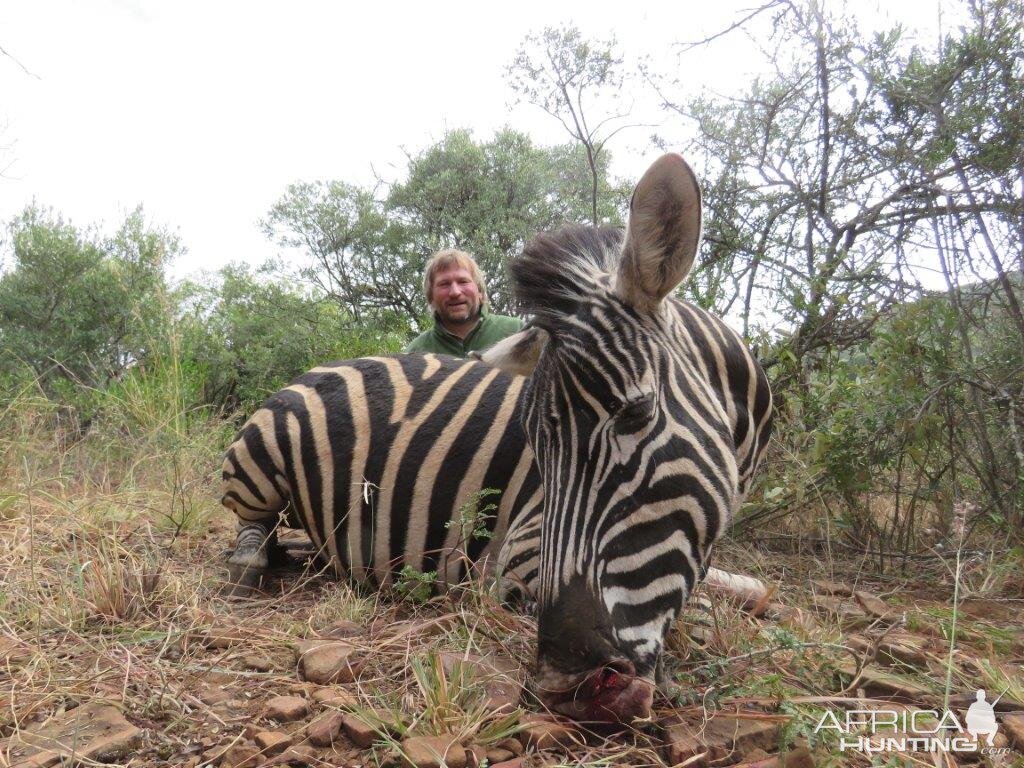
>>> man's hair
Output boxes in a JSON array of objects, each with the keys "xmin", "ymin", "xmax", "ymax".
[{"xmin": 423, "ymin": 249, "xmax": 488, "ymax": 308}]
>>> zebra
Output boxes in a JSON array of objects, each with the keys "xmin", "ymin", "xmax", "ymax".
[
  {"xmin": 221, "ymin": 354, "xmax": 546, "ymax": 597},
  {"xmin": 220, "ymin": 153, "xmax": 772, "ymax": 724}
]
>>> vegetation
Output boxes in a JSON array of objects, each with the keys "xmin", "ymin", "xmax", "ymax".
[{"xmin": 0, "ymin": 2, "xmax": 1021, "ymax": 765}]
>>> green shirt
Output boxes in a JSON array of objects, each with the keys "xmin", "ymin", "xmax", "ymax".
[{"xmin": 404, "ymin": 308, "xmax": 523, "ymax": 357}]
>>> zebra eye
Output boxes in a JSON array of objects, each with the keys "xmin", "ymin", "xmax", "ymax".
[{"xmin": 613, "ymin": 393, "xmax": 655, "ymax": 435}]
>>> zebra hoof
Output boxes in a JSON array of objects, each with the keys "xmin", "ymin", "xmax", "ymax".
[{"xmin": 225, "ymin": 524, "xmax": 272, "ymax": 596}]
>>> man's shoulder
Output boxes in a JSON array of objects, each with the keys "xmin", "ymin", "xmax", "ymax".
[
  {"xmin": 404, "ymin": 329, "xmax": 435, "ymax": 353},
  {"xmin": 485, "ymin": 313, "xmax": 524, "ymax": 331}
]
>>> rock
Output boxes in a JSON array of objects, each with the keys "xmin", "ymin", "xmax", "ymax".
[
  {"xmin": 809, "ymin": 579, "xmax": 854, "ymax": 596},
  {"xmin": 837, "ymin": 663, "xmax": 934, "ymax": 702},
  {"xmin": 1002, "ymin": 713, "xmax": 1024, "ymax": 751},
  {"xmin": 342, "ymin": 713, "xmax": 380, "ymax": 748},
  {"xmin": 771, "ymin": 604, "xmax": 818, "ymax": 632},
  {"xmin": 311, "ymin": 687, "xmax": 358, "ymax": 708},
  {"xmin": 400, "ymin": 734, "xmax": 467, "ymax": 768},
  {"xmin": 465, "ymin": 744, "xmax": 488, "ymax": 767},
  {"xmin": 265, "ymin": 744, "xmax": 318, "ymax": 766},
  {"xmin": 322, "ymin": 619, "xmax": 363, "ymax": 638},
  {"xmin": 244, "ymin": 655, "xmax": 275, "ymax": 672},
  {"xmin": 306, "ymin": 711, "xmax": 345, "ymax": 747},
  {"xmin": 731, "ymin": 746, "xmax": 816, "ymax": 768},
  {"xmin": 221, "ymin": 744, "xmax": 265, "ymax": 767},
  {"xmin": 438, "ymin": 651, "xmax": 522, "ymax": 713},
  {"xmin": 254, "ymin": 730, "xmax": 292, "ymax": 756},
  {"xmin": 846, "ymin": 633, "xmax": 932, "ymax": 668},
  {"xmin": 517, "ymin": 715, "xmax": 578, "ymax": 751},
  {"xmin": 662, "ymin": 713, "xmax": 783, "ymax": 767},
  {"xmin": 264, "ymin": 696, "xmax": 309, "ymax": 722},
  {"xmin": 205, "ymin": 626, "xmax": 251, "ymax": 649},
  {"xmin": 496, "ymin": 737, "xmax": 523, "ymax": 756},
  {"xmin": 854, "ymin": 591, "xmax": 893, "ymax": 619},
  {"xmin": 490, "ymin": 760, "xmax": 525, "ymax": 768},
  {"xmin": 200, "ymin": 687, "xmax": 234, "ymax": 705},
  {"xmin": 298, "ymin": 642, "xmax": 358, "ymax": 685},
  {"xmin": 485, "ymin": 746, "xmax": 515, "ymax": 762},
  {"xmin": 2, "ymin": 702, "xmax": 142, "ymax": 767}
]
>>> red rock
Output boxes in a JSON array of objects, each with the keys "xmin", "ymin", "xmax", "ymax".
[
  {"xmin": 490, "ymin": 760, "xmax": 525, "ymax": 768},
  {"xmin": 342, "ymin": 713, "xmax": 379, "ymax": 748},
  {"xmin": 2, "ymin": 702, "xmax": 141, "ymax": 767},
  {"xmin": 311, "ymin": 687, "xmax": 358, "ymax": 708},
  {"xmin": 400, "ymin": 734, "xmax": 467, "ymax": 768},
  {"xmin": 264, "ymin": 696, "xmax": 309, "ymax": 722},
  {"xmin": 662, "ymin": 713, "xmax": 783, "ymax": 766},
  {"xmin": 298, "ymin": 642, "xmax": 358, "ymax": 685},
  {"xmin": 810, "ymin": 579, "xmax": 854, "ymax": 596},
  {"xmin": 854, "ymin": 591, "xmax": 893, "ymax": 619},
  {"xmin": 496, "ymin": 737, "xmax": 523, "ymax": 756},
  {"xmin": 485, "ymin": 746, "xmax": 515, "ymax": 762},
  {"xmin": 517, "ymin": 715, "xmax": 578, "ymax": 750},
  {"xmin": 221, "ymin": 744, "xmax": 264, "ymax": 767},
  {"xmin": 244, "ymin": 655, "xmax": 275, "ymax": 672},
  {"xmin": 254, "ymin": 730, "xmax": 292, "ymax": 756},
  {"xmin": 438, "ymin": 651, "xmax": 522, "ymax": 713},
  {"xmin": 1003, "ymin": 713, "xmax": 1024, "ymax": 751},
  {"xmin": 306, "ymin": 711, "xmax": 345, "ymax": 747}
]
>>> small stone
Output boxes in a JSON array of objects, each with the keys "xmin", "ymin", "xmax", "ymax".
[
  {"xmin": 221, "ymin": 744, "xmax": 264, "ymax": 768},
  {"xmin": 489, "ymin": 760, "xmax": 525, "ymax": 768},
  {"xmin": 311, "ymin": 687, "xmax": 358, "ymax": 708},
  {"xmin": 496, "ymin": 737, "xmax": 523, "ymax": 756},
  {"xmin": 485, "ymin": 746, "xmax": 515, "ymax": 762},
  {"xmin": 342, "ymin": 713, "xmax": 380, "ymax": 748},
  {"xmin": 438, "ymin": 651, "xmax": 522, "ymax": 713},
  {"xmin": 254, "ymin": 730, "xmax": 292, "ymax": 756},
  {"xmin": 518, "ymin": 715, "xmax": 577, "ymax": 751},
  {"xmin": 307, "ymin": 711, "xmax": 345, "ymax": 747},
  {"xmin": 299, "ymin": 642, "xmax": 358, "ymax": 685},
  {"xmin": 810, "ymin": 579, "xmax": 853, "ymax": 596},
  {"xmin": 206, "ymin": 626, "xmax": 251, "ymax": 649},
  {"xmin": 2, "ymin": 702, "xmax": 142, "ymax": 766},
  {"xmin": 465, "ymin": 744, "xmax": 487, "ymax": 768},
  {"xmin": 662, "ymin": 714, "xmax": 782, "ymax": 766},
  {"xmin": 274, "ymin": 744, "xmax": 318, "ymax": 766},
  {"xmin": 244, "ymin": 655, "xmax": 275, "ymax": 672},
  {"xmin": 400, "ymin": 734, "xmax": 467, "ymax": 768},
  {"xmin": 854, "ymin": 591, "xmax": 893, "ymax": 619},
  {"xmin": 264, "ymin": 696, "xmax": 309, "ymax": 722},
  {"xmin": 323, "ymin": 619, "xmax": 363, "ymax": 638},
  {"xmin": 200, "ymin": 687, "xmax": 234, "ymax": 705},
  {"xmin": 1002, "ymin": 713, "xmax": 1024, "ymax": 751}
]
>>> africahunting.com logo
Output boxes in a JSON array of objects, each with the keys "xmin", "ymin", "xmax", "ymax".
[{"xmin": 814, "ymin": 689, "xmax": 1011, "ymax": 755}]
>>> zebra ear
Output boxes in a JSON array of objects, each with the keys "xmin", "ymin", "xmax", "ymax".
[
  {"xmin": 473, "ymin": 326, "xmax": 548, "ymax": 376},
  {"xmin": 616, "ymin": 154, "xmax": 702, "ymax": 312}
]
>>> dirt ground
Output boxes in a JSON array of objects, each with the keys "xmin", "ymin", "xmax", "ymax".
[{"xmin": 2, "ymin": 512, "xmax": 1022, "ymax": 768}]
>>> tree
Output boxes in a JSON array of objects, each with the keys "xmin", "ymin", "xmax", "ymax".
[
  {"xmin": 507, "ymin": 24, "xmax": 634, "ymax": 225},
  {"xmin": 263, "ymin": 128, "xmax": 627, "ymax": 324},
  {"xmin": 178, "ymin": 264, "xmax": 405, "ymax": 413},
  {"xmin": 0, "ymin": 206, "xmax": 177, "ymax": 392}
]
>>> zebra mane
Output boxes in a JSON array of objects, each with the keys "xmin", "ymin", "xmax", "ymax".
[{"xmin": 510, "ymin": 225, "xmax": 624, "ymax": 325}]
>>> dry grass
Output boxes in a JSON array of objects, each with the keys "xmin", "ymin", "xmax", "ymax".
[{"xmin": 1, "ymin": 382, "xmax": 1022, "ymax": 767}]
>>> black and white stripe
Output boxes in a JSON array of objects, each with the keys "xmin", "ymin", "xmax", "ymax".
[
  {"xmin": 221, "ymin": 354, "xmax": 544, "ymax": 592},
  {"xmin": 481, "ymin": 154, "xmax": 772, "ymax": 699}
]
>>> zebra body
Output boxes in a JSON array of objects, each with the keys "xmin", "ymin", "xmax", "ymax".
[{"xmin": 221, "ymin": 354, "xmax": 544, "ymax": 592}]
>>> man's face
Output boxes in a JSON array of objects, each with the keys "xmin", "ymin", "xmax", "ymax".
[{"xmin": 430, "ymin": 265, "xmax": 482, "ymax": 327}]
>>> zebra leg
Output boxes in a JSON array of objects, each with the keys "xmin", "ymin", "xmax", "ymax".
[
  {"xmin": 226, "ymin": 520, "xmax": 278, "ymax": 593},
  {"xmin": 493, "ymin": 508, "xmax": 541, "ymax": 612}
]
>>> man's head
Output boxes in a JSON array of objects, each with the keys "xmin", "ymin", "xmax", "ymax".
[{"xmin": 423, "ymin": 249, "xmax": 487, "ymax": 331}]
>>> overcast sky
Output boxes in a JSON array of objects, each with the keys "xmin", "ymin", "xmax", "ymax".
[{"xmin": 1, "ymin": 0, "xmax": 949, "ymax": 281}]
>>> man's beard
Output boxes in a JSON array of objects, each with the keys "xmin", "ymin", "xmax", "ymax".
[{"xmin": 437, "ymin": 302, "xmax": 481, "ymax": 326}]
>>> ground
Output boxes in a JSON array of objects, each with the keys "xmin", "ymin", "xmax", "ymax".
[{"xmin": 1, "ymin": 511, "xmax": 1022, "ymax": 768}]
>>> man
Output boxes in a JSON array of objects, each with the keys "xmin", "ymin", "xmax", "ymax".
[{"xmin": 405, "ymin": 248, "xmax": 523, "ymax": 357}]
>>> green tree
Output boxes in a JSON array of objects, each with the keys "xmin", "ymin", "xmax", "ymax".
[
  {"xmin": 263, "ymin": 128, "xmax": 627, "ymax": 323},
  {"xmin": 0, "ymin": 205, "xmax": 176, "ymax": 392},
  {"xmin": 178, "ymin": 264, "xmax": 406, "ymax": 413}
]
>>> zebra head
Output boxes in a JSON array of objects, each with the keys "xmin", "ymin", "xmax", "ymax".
[{"xmin": 482, "ymin": 155, "xmax": 739, "ymax": 723}]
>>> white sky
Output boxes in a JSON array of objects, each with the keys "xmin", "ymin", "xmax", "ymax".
[{"xmin": 1, "ymin": 0, "xmax": 950, "ymax": 282}]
